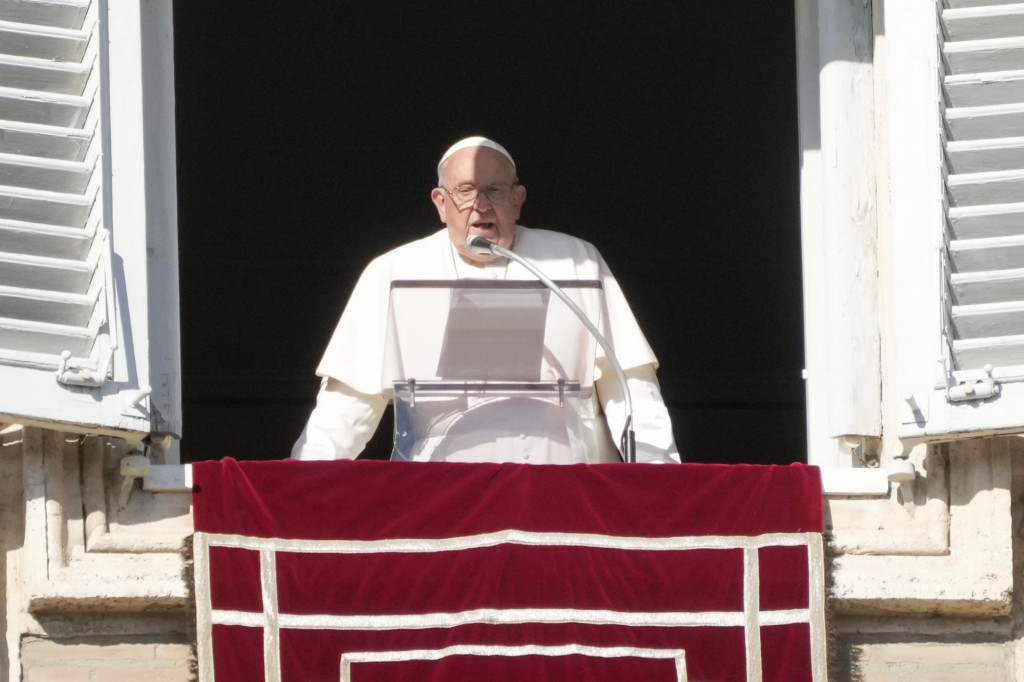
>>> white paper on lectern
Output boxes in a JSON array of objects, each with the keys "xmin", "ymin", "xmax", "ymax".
[
  {"xmin": 384, "ymin": 281, "xmax": 604, "ymax": 462},
  {"xmin": 383, "ymin": 281, "xmax": 603, "ymax": 389}
]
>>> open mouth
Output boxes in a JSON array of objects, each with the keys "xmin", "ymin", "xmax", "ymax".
[{"xmin": 470, "ymin": 221, "xmax": 496, "ymax": 232}]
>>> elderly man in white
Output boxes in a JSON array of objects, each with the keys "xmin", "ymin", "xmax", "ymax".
[{"xmin": 291, "ymin": 137, "xmax": 679, "ymax": 463}]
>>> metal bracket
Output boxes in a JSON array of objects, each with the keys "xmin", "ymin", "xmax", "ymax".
[
  {"xmin": 947, "ymin": 364, "xmax": 1001, "ymax": 403},
  {"xmin": 55, "ymin": 229, "xmax": 117, "ymax": 388},
  {"xmin": 56, "ymin": 346, "xmax": 113, "ymax": 388}
]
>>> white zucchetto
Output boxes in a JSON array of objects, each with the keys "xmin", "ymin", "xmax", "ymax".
[{"xmin": 437, "ymin": 136, "xmax": 516, "ymax": 178}]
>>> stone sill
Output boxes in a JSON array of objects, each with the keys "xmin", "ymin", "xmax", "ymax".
[{"xmin": 27, "ymin": 553, "xmax": 189, "ymax": 613}]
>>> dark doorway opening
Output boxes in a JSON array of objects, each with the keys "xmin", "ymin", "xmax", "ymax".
[{"xmin": 172, "ymin": 2, "xmax": 805, "ymax": 464}]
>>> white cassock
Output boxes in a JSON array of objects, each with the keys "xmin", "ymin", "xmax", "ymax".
[{"xmin": 292, "ymin": 226, "xmax": 680, "ymax": 464}]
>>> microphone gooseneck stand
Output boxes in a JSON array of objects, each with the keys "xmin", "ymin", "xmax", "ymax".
[{"xmin": 466, "ymin": 235, "xmax": 636, "ymax": 463}]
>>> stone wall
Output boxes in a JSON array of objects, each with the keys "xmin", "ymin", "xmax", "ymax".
[
  {"xmin": 826, "ymin": 436, "xmax": 1024, "ymax": 681},
  {"xmin": 1, "ymin": 425, "xmax": 193, "ymax": 682},
  {"xmin": 21, "ymin": 637, "xmax": 192, "ymax": 682},
  {"xmin": 837, "ymin": 641, "xmax": 1010, "ymax": 682}
]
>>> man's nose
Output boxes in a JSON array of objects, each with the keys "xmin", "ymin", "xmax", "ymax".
[{"xmin": 472, "ymin": 192, "xmax": 493, "ymax": 210}]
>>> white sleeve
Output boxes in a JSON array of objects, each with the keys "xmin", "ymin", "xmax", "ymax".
[
  {"xmin": 290, "ymin": 378, "xmax": 389, "ymax": 460},
  {"xmin": 595, "ymin": 363, "xmax": 681, "ymax": 463}
]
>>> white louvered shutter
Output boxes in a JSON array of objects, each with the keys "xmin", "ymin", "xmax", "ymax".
[
  {"xmin": 944, "ymin": 1, "xmax": 1024, "ymax": 366},
  {"xmin": 902, "ymin": 0, "xmax": 1024, "ymax": 437},
  {"xmin": 0, "ymin": 0, "xmax": 180, "ymax": 439}
]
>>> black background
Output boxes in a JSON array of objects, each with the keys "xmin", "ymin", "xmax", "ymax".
[{"xmin": 172, "ymin": 2, "xmax": 806, "ymax": 464}]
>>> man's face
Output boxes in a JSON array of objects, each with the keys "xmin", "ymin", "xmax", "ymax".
[{"xmin": 431, "ymin": 146, "xmax": 526, "ymax": 263}]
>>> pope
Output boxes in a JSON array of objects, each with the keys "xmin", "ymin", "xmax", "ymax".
[{"xmin": 292, "ymin": 137, "xmax": 680, "ymax": 464}]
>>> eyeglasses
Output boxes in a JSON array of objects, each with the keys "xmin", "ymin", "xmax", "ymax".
[{"xmin": 441, "ymin": 183, "xmax": 518, "ymax": 207}]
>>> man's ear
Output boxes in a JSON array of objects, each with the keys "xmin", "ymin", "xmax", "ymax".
[
  {"xmin": 430, "ymin": 188, "xmax": 447, "ymax": 223},
  {"xmin": 511, "ymin": 184, "xmax": 526, "ymax": 219}
]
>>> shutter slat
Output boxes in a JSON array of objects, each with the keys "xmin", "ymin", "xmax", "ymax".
[
  {"xmin": 0, "ymin": 218, "xmax": 91, "ymax": 259},
  {"xmin": 951, "ymin": 300, "xmax": 1024, "ymax": 338},
  {"xmin": 0, "ymin": 55, "xmax": 90, "ymax": 95},
  {"xmin": 952, "ymin": 268, "xmax": 1024, "ymax": 304},
  {"xmin": 0, "ymin": 20, "xmax": 89, "ymax": 62},
  {"xmin": 944, "ymin": 5, "xmax": 1024, "ymax": 42},
  {"xmin": 0, "ymin": 85, "xmax": 90, "ymax": 128},
  {"xmin": 945, "ymin": 102, "xmax": 1024, "ymax": 140},
  {"xmin": 0, "ymin": 0, "xmax": 90, "ymax": 31},
  {"xmin": 950, "ymin": 234, "xmax": 1024, "ymax": 270},
  {"xmin": 0, "ymin": 284, "xmax": 94, "ymax": 326},
  {"xmin": 947, "ymin": 168, "xmax": 1024, "ymax": 205},
  {"xmin": 945, "ymin": 70, "xmax": 1024, "ymax": 107},
  {"xmin": 948, "ymin": 0, "xmax": 1024, "ymax": 9},
  {"xmin": 950, "ymin": 202, "xmax": 1024, "ymax": 238},
  {"xmin": 947, "ymin": 137, "xmax": 1024, "ymax": 173},
  {"xmin": 0, "ymin": 317, "xmax": 92, "ymax": 355},
  {"xmin": 953, "ymin": 334, "xmax": 1024, "ymax": 368},
  {"xmin": 0, "ymin": 184, "xmax": 92, "ymax": 226},
  {"xmin": 0, "ymin": 120, "xmax": 92, "ymax": 161},
  {"xmin": 945, "ymin": 37, "xmax": 1024, "ymax": 74},
  {"xmin": 0, "ymin": 152, "xmax": 91, "ymax": 193},
  {"xmin": 0, "ymin": 251, "xmax": 94, "ymax": 293}
]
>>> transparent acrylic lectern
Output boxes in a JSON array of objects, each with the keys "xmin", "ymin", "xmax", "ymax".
[{"xmin": 384, "ymin": 280, "xmax": 604, "ymax": 463}]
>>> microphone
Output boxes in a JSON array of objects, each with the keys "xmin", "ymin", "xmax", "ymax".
[
  {"xmin": 464, "ymin": 234, "xmax": 637, "ymax": 463},
  {"xmin": 466, "ymin": 234, "xmax": 496, "ymax": 255}
]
